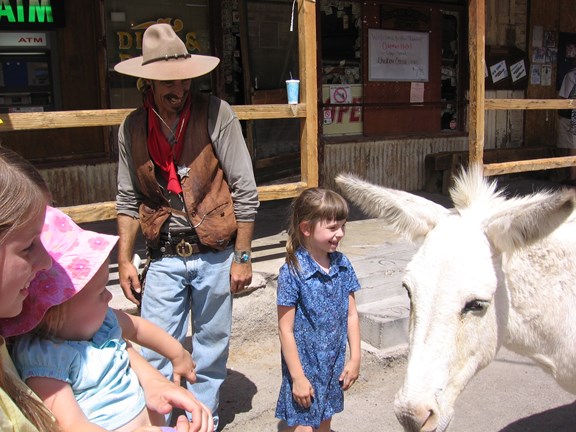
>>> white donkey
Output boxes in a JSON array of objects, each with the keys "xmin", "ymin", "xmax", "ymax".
[{"xmin": 335, "ymin": 166, "xmax": 576, "ymax": 432}]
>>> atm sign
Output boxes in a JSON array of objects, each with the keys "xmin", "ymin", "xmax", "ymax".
[
  {"xmin": 0, "ymin": 32, "xmax": 47, "ymax": 47},
  {"xmin": 0, "ymin": 0, "xmax": 65, "ymax": 29}
]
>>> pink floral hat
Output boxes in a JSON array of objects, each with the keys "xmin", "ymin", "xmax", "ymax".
[{"xmin": 0, "ymin": 206, "xmax": 118, "ymax": 337}]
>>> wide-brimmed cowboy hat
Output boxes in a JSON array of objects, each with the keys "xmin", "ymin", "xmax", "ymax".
[{"xmin": 114, "ymin": 23, "xmax": 220, "ymax": 80}]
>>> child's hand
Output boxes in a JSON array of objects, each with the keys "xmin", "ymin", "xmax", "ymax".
[
  {"xmin": 171, "ymin": 347, "xmax": 197, "ymax": 385},
  {"xmin": 292, "ymin": 376, "xmax": 314, "ymax": 408},
  {"xmin": 339, "ymin": 358, "xmax": 360, "ymax": 390}
]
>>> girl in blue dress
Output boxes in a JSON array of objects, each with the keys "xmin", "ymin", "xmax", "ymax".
[{"xmin": 275, "ymin": 188, "xmax": 361, "ymax": 431}]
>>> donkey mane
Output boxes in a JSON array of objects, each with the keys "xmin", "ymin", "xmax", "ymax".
[
  {"xmin": 449, "ymin": 166, "xmax": 576, "ymax": 252},
  {"xmin": 449, "ymin": 164, "xmax": 504, "ymax": 213}
]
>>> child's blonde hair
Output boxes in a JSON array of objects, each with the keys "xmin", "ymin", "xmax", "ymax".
[
  {"xmin": 285, "ymin": 188, "xmax": 349, "ymax": 271},
  {"xmin": 0, "ymin": 147, "xmax": 60, "ymax": 431},
  {"xmin": 34, "ymin": 303, "xmax": 70, "ymax": 338}
]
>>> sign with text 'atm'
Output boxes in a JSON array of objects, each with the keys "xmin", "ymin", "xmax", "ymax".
[{"xmin": 0, "ymin": 0, "xmax": 65, "ymax": 29}]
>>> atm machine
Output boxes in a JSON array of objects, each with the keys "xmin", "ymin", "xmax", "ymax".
[{"xmin": 0, "ymin": 31, "xmax": 60, "ymax": 113}]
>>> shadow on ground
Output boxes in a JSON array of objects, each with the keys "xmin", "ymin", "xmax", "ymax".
[
  {"xmin": 218, "ymin": 369, "xmax": 258, "ymax": 430},
  {"xmin": 499, "ymin": 400, "xmax": 576, "ymax": 432}
]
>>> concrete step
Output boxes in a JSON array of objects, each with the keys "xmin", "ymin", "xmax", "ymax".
[
  {"xmin": 357, "ymin": 295, "xmax": 410, "ymax": 351},
  {"xmin": 350, "ymin": 241, "xmax": 414, "ymax": 351}
]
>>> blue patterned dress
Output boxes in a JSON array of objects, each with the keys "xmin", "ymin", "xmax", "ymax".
[{"xmin": 275, "ymin": 247, "xmax": 361, "ymax": 428}]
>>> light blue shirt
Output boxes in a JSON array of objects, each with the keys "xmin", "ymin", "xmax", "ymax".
[{"xmin": 12, "ymin": 309, "xmax": 145, "ymax": 430}]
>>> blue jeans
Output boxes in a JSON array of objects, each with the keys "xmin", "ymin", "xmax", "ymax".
[{"xmin": 140, "ymin": 248, "xmax": 233, "ymax": 427}]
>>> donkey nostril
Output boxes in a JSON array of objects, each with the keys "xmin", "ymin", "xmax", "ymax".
[
  {"xmin": 395, "ymin": 394, "xmax": 441, "ymax": 432},
  {"xmin": 420, "ymin": 408, "xmax": 439, "ymax": 432}
]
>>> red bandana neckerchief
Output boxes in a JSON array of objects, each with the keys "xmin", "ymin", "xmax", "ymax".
[{"xmin": 144, "ymin": 91, "xmax": 192, "ymax": 195}]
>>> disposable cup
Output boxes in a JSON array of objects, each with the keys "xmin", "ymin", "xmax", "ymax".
[{"xmin": 286, "ymin": 79, "xmax": 300, "ymax": 104}]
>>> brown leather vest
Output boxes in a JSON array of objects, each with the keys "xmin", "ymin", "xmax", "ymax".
[{"xmin": 129, "ymin": 93, "xmax": 237, "ymax": 250}]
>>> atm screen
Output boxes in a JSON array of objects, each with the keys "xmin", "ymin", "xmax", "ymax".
[{"xmin": 0, "ymin": 54, "xmax": 50, "ymax": 89}]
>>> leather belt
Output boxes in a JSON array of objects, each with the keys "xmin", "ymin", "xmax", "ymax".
[{"xmin": 149, "ymin": 231, "xmax": 207, "ymax": 260}]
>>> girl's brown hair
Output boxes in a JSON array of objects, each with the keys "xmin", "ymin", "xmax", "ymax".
[
  {"xmin": 285, "ymin": 188, "xmax": 349, "ymax": 271},
  {"xmin": 0, "ymin": 147, "xmax": 60, "ymax": 431}
]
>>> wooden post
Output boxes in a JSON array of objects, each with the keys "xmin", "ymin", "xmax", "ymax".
[
  {"xmin": 468, "ymin": 0, "xmax": 485, "ymax": 167},
  {"xmin": 298, "ymin": 0, "xmax": 319, "ymax": 187},
  {"xmin": 237, "ymin": 0, "xmax": 255, "ymax": 159}
]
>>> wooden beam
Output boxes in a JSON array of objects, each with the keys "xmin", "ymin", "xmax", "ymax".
[
  {"xmin": 485, "ymin": 98, "xmax": 576, "ymax": 110},
  {"xmin": 257, "ymin": 181, "xmax": 308, "ymax": 201},
  {"xmin": 61, "ymin": 201, "xmax": 118, "ymax": 223},
  {"xmin": 468, "ymin": 0, "xmax": 486, "ymax": 165},
  {"xmin": 60, "ymin": 182, "xmax": 308, "ymax": 224},
  {"xmin": 484, "ymin": 156, "xmax": 576, "ymax": 176},
  {"xmin": 0, "ymin": 104, "xmax": 307, "ymax": 131}
]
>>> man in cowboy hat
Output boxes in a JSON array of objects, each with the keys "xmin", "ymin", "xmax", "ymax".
[{"xmin": 114, "ymin": 23, "xmax": 258, "ymax": 429}]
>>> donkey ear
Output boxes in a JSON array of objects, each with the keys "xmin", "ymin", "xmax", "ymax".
[
  {"xmin": 335, "ymin": 173, "xmax": 450, "ymax": 242},
  {"xmin": 485, "ymin": 188, "xmax": 576, "ymax": 253}
]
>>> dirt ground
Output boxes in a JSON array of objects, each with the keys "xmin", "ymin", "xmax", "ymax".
[
  {"xmin": 219, "ymin": 336, "xmax": 407, "ymax": 432},
  {"xmin": 218, "ymin": 279, "xmax": 407, "ymax": 432}
]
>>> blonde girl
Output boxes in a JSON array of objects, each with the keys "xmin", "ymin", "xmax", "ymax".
[{"xmin": 0, "ymin": 147, "xmax": 57, "ymax": 431}]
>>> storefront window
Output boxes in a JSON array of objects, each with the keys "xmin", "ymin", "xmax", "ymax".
[
  {"xmin": 320, "ymin": 1, "xmax": 362, "ymax": 136},
  {"xmin": 104, "ymin": 0, "xmax": 211, "ymax": 109},
  {"xmin": 320, "ymin": 0, "xmax": 466, "ymax": 137}
]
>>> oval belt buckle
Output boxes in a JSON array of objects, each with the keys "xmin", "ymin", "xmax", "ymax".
[{"xmin": 176, "ymin": 239, "xmax": 193, "ymax": 257}]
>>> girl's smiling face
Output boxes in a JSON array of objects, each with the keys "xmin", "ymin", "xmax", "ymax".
[
  {"xmin": 0, "ymin": 207, "xmax": 52, "ymax": 320},
  {"xmin": 301, "ymin": 218, "xmax": 346, "ymax": 260}
]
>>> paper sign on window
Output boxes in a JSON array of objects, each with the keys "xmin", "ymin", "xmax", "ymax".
[{"xmin": 368, "ymin": 29, "xmax": 429, "ymax": 82}]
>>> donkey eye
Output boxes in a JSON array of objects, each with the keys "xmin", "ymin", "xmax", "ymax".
[{"xmin": 463, "ymin": 300, "xmax": 487, "ymax": 314}]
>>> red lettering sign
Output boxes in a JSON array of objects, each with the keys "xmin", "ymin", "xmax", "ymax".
[
  {"xmin": 18, "ymin": 36, "xmax": 44, "ymax": 43},
  {"xmin": 323, "ymin": 97, "xmax": 362, "ymax": 124}
]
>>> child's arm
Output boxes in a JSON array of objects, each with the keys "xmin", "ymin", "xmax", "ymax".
[
  {"xmin": 25, "ymin": 377, "xmax": 108, "ymax": 432},
  {"xmin": 339, "ymin": 292, "xmax": 361, "ymax": 390},
  {"xmin": 114, "ymin": 309, "xmax": 196, "ymax": 386},
  {"xmin": 277, "ymin": 305, "xmax": 315, "ymax": 408},
  {"xmin": 27, "ymin": 376, "xmax": 184, "ymax": 432},
  {"xmin": 125, "ymin": 343, "xmax": 214, "ymax": 432}
]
